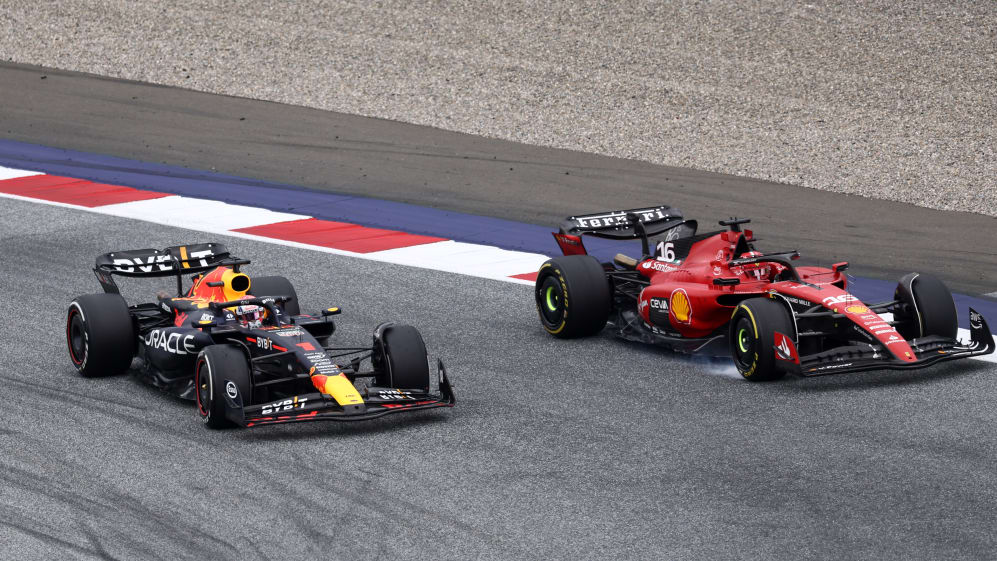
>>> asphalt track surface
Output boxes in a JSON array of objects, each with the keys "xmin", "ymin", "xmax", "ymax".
[
  {"xmin": 2, "ymin": 197, "xmax": 996, "ymax": 561},
  {"xmin": 2, "ymin": 59, "xmax": 997, "ymax": 560},
  {"xmin": 1, "ymin": 62, "xmax": 994, "ymax": 297}
]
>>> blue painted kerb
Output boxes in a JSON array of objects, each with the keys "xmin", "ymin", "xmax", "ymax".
[{"xmin": 1, "ymin": 138, "xmax": 993, "ymax": 329}]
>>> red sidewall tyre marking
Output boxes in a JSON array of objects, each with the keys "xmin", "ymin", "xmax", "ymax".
[
  {"xmin": 66, "ymin": 305, "xmax": 85, "ymax": 367},
  {"xmin": 195, "ymin": 357, "xmax": 210, "ymax": 418}
]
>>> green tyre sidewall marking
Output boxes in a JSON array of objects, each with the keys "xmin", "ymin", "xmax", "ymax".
[
  {"xmin": 738, "ymin": 328, "xmax": 749, "ymax": 353},
  {"xmin": 535, "ymin": 264, "xmax": 567, "ymax": 334}
]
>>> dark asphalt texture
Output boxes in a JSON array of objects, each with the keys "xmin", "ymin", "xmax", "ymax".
[
  {"xmin": 0, "ymin": 62, "xmax": 994, "ymax": 296},
  {"xmin": 1, "ymin": 198, "xmax": 995, "ymax": 560}
]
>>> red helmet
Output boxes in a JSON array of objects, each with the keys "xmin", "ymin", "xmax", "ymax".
[
  {"xmin": 737, "ymin": 251, "xmax": 769, "ymax": 281},
  {"xmin": 735, "ymin": 251, "xmax": 787, "ymax": 281}
]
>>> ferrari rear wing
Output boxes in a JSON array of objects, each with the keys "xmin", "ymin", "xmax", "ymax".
[
  {"xmin": 558, "ymin": 205, "xmax": 685, "ymax": 239},
  {"xmin": 553, "ymin": 205, "xmax": 697, "ymax": 257},
  {"xmin": 93, "ymin": 243, "xmax": 247, "ymax": 295}
]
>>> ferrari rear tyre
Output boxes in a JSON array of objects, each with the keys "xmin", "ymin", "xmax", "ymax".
[
  {"xmin": 66, "ymin": 294, "xmax": 135, "ymax": 377},
  {"xmin": 373, "ymin": 324, "xmax": 430, "ymax": 391},
  {"xmin": 535, "ymin": 255, "xmax": 611, "ymax": 338},
  {"xmin": 250, "ymin": 275, "xmax": 300, "ymax": 316},
  {"xmin": 195, "ymin": 345, "xmax": 252, "ymax": 429},
  {"xmin": 729, "ymin": 298, "xmax": 795, "ymax": 381},
  {"xmin": 893, "ymin": 273, "xmax": 957, "ymax": 340}
]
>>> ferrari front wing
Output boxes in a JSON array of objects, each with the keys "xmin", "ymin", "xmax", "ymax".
[{"xmin": 795, "ymin": 307, "xmax": 995, "ymax": 377}]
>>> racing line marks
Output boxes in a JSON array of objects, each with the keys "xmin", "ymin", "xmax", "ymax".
[{"xmin": 0, "ymin": 164, "xmax": 992, "ymax": 364}]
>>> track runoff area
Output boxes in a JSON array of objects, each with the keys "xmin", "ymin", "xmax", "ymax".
[{"xmin": 0, "ymin": 142, "xmax": 994, "ymax": 366}]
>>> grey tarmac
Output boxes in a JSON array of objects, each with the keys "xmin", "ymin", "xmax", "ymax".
[
  {"xmin": 2, "ymin": 1, "xmax": 995, "ymax": 217},
  {"xmin": 1, "ymin": 198, "xmax": 995, "ymax": 560},
  {"xmin": 0, "ymin": 62, "xmax": 994, "ymax": 297}
]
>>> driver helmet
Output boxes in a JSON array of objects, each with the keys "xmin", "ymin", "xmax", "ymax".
[
  {"xmin": 737, "ymin": 251, "xmax": 769, "ymax": 281},
  {"xmin": 233, "ymin": 304, "xmax": 266, "ymax": 328}
]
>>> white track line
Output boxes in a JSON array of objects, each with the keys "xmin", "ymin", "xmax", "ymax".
[
  {"xmin": 0, "ymin": 164, "xmax": 542, "ymax": 283},
  {"xmin": 1, "ymin": 164, "xmax": 993, "ymax": 363},
  {"xmin": 0, "ymin": 167, "xmax": 42, "ymax": 181},
  {"xmin": 368, "ymin": 241, "xmax": 549, "ymax": 281},
  {"xmin": 97, "ymin": 196, "xmax": 310, "ymax": 231}
]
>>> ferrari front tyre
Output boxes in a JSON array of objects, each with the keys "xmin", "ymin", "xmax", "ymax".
[
  {"xmin": 195, "ymin": 345, "xmax": 252, "ymax": 429},
  {"xmin": 250, "ymin": 275, "xmax": 301, "ymax": 316},
  {"xmin": 373, "ymin": 324, "xmax": 430, "ymax": 391},
  {"xmin": 534, "ymin": 255, "xmax": 611, "ymax": 338},
  {"xmin": 66, "ymin": 294, "xmax": 135, "ymax": 377},
  {"xmin": 729, "ymin": 298, "xmax": 794, "ymax": 381},
  {"xmin": 893, "ymin": 273, "xmax": 957, "ymax": 340}
]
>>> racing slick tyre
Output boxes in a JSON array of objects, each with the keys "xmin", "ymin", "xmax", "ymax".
[
  {"xmin": 535, "ymin": 255, "xmax": 611, "ymax": 338},
  {"xmin": 373, "ymin": 324, "xmax": 430, "ymax": 391},
  {"xmin": 250, "ymin": 275, "xmax": 301, "ymax": 316},
  {"xmin": 729, "ymin": 298, "xmax": 795, "ymax": 381},
  {"xmin": 66, "ymin": 294, "xmax": 135, "ymax": 377},
  {"xmin": 195, "ymin": 345, "xmax": 252, "ymax": 429},
  {"xmin": 893, "ymin": 273, "xmax": 958, "ymax": 340}
]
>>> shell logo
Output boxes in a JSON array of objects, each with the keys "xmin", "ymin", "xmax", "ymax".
[
  {"xmin": 670, "ymin": 288, "xmax": 692, "ymax": 324},
  {"xmin": 845, "ymin": 305, "xmax": 870, "ymax": 315}
]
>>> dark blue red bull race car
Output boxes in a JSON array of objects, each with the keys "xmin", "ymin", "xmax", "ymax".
[
  {"xmin": 66, "ymin": 243, "xmax": 454, "ymax": 428},
  {"xmin": 534, "ymin": 206, "xmax": 994, "ymax": 380}
]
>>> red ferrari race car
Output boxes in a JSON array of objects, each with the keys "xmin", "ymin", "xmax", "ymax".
[
  {"xmin": 533, "ymin": 206, "xmax": 994, "ymax": 380},
  {"xmin": 66, "ymin": 243, "xmax": 454, "ymax": 428}
]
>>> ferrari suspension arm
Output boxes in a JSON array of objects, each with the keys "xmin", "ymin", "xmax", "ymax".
[{"xmin": 796, "ymin": 301, "xmax": 902, "ymax": 321}]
